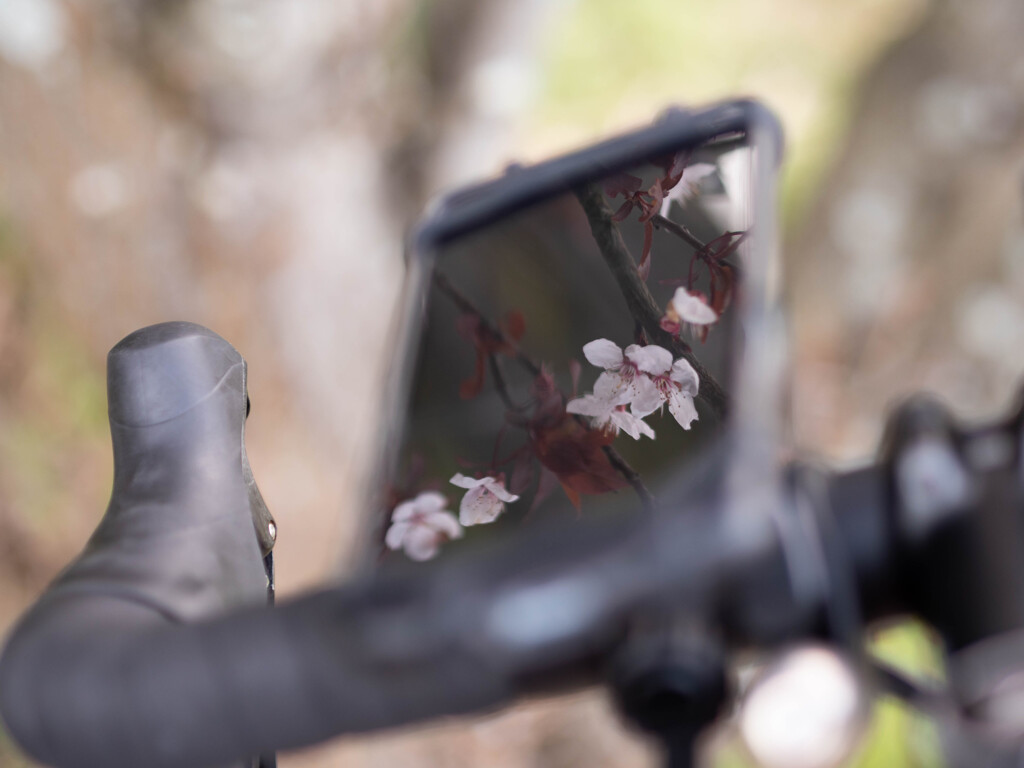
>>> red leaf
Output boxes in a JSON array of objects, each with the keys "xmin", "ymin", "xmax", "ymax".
[
  {"xmin": 664, "ymin": 152, "xmax": 689, "ymax": 184},
  {"xmin": 568, "ymin": 358, "xmax": 582, "ymax": 398},
  {"xmin": 561, "ymin": 483, "xmax": 582, "ymax": 512},
  {"xmin": 710, "ymin": 263, "xmax": 736, "ymax": 316},
  {"xmin": 526, "ymin": 370, "xmax": 628, "ymax": 502},
  {"xmin": 530, "ymin": 414, "xmax": 627, "ymax": 499},
  {"xmin": 637, "ymin": 221, "xmax": 654, "ymax": 280},
  {"xmin": 509, "ymin": 449, "xmax": 535, "ymax": 496},
  {"xmin": 611, "ymin": 199, "xmax": 636, "ymax": 222},
  {"xmin": 530, "ymin": 368, "xmax": 564, "ymax": 424},
  {"xmin": 653, "ymin": 150, "xmax": 689, "ymax": 178},
  {"xmin": 529, "ymin": 467, "xmax": 561, "ymax": 516},
  {"xmin": 705, "ymin": 231, "xmax": 746, "ymax": 264},
  {"xmin": 639, "ymin": 181, "xmax": 663, "ymax": 223},
  {"xmin": 504, "ymin": 410, "xmax": 531, "ymax": 428},
  {"xmin": 459, "ymin": 349, "xmax": 487, "ymax": 399},
  {"xmin": 503, "ymin": 310, "xmax": 526, "ymax": 342},
  {"xmin": 455, "ymin": 312, "xmax": 480, "ymax": 341}
]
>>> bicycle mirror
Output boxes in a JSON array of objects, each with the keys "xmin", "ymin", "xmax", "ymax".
[{"xmin": 359, "ymin": 100, "xmax": 785, "ymax": 569}]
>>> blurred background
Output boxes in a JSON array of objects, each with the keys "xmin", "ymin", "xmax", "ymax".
[{"xmin": 2, "ymin": 0, "xmax": 1024, "ymax": 765}]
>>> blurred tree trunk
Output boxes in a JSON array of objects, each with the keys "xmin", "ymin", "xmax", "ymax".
[
  {"xmin": 0, "ymin": 0, "xmax": 548, "ymax": 592},
  {"xmin": 785, "ymin": 0, "xmax": 1024, "ymax": 459},
  {"xmin": 0, "ymin": 2, "xmax": 659, "ymax": 768}
]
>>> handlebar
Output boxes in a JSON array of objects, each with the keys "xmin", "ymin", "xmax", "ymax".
[{"xmin": 2, "ymin": 322, "xmax": 1023, "ymax": 768}]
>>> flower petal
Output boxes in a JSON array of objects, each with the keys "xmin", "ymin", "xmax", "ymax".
[
  {"xmin": 611, "ymin": 410, "xmax": 655, "ymax": 441},
  {"xmin": 459, "ymin": 485, "xmax": 505, "ymax": 525},
  {"xmin": 414, "ymin": 490, "xmax": 448, "ymax": 511},
  {"xmin": 625, "ymin": 344, "xmax": 672, "ymax": 375},
  {"xmin": 670, "ymin": 287, "xmax": 718, "ymax": 326},
  {"xmin": 611, "ymin": 411, "xmax": 638, "ymax": 439},
  {"xmin": 423, "ymin": 510, "xmax": 463, "ymax": 539},
  {"xmin": 385, "ymin": 520, "xmax": 410, "ymax": 550},
  {"xmin": 659, "ymin": 164, "xmax": 716, "ymax": 216},
  {"xmin": 668, "ymin": 390, "xmax": 699, "ymax": 430},
  {"xmin": 658, "ymin": 190, "xmax": 674, "ymax": 219},
  {"xmin": 392, "ymin": 499, "xmax": 419, "ymax": 522},
  {"xmin": 403, "ymin": 526, "xmax": 441, "ymax": 561},
  {"xmin": 483, "ymin": 477, "xmax": 519, "ymax": 503},
  {"xmin": 582, "ymin": 338, "xmax": 624, "ymax": 370},
  {"xmin": 449, "ymin": 473, "xmax": 487, "ymax": 490},
  {"xmin": 567, "ymin": 394, "xmax": 616, "ymax": 432},
  {"xmin": 670, "ymin": 358, "xmax": 700, "ymax": 396},
  {"xmin": 680, "ymin": 163, "xmax": 716, "ymax": 187},
  {"xmin": 566, "ymin": 394, "xmax": 609, "ymax": 418},
  {"xmin": 593, "ymin": 371, "xmax": 632, "ymax": 404},
  {"xmin": 630, "ymin": 376, "xmax": 664, "ymax": 418}
]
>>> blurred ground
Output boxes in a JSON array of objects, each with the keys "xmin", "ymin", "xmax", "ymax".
[{"xmin": 1, "ymin": 0, "xmax": 1023, "ymax": 766}]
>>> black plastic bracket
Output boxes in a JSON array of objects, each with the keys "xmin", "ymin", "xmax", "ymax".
[{"xmin": 608, "ymin": 624, "xmax": 727, "ymax": 768}]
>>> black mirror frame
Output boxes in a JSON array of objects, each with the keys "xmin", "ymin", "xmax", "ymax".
[{"xmin": 353, "ymin": 99, "xmax": 786, "ymax": 570}]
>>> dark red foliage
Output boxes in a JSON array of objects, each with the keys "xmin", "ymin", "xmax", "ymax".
[
  {"xmin": 527, "ymin": 370, "xmax": 627, "ymax": 508},
  {"xmin": 456, "ymin": 310, "xmax": 527, "ymax": 399},
  {"xmin": 654, "ymin": 151, "xmax": 690, "ymax": 184},
  {"xmin": 600, "ymin": 151, "xmax": 698, "ymax": 280},
  {"xmin": 611, "ymin": 199, "xmax": 636, "ymax": 222},
  {"xmin": 568, "ymin": 358, "xmax": 582, "ymax": 398},
  {"xmin": 531, "ymin": 417, "xmax": 625, "ymax": 504},
  {"xmin": 509, "ymin": 448, "xmax": 535, "ymax": 496},
  {"xmin": 529, "ymin": 467, "xmax": 561, "ymax": 516},
  {"xmin": 638, "ymin": 221, "xmax": 654, "ymax": 280},
  {"xmin": 677, "ymin": 230, "xmax": 744, "ymax": 342},
  {"xmin": 503, "ymin": 309, "xmax": 526, "ymax": 342}
]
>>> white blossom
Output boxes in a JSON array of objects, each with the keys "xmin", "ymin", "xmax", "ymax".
[
  {"xmin": 385, "ymin": 491, "xmax": 462, "ymax": 561},
  {"xmin": 576, "ymin": 339, "xmax": 702, "ymax": 434},
  {"xmin": 450, "ymin": 473, "xmax": 519, "ymax": 526},
  {"xmin": 582, "ymin": 339, "xmax": 673, "ymax": 403},
  {"xmin": 566, "ymin": 373, "xmax": 655, "ymax": 440},
  {"xmin": 634, "ymin": 358, "xmax": 701, "ymax": 430},
  {"xmin": 659, "ymin": 163, "xmax": 717, "ymax": 218},
  {"xmin": 668, "ymin": 286, "xmax": 718, "ymax": 327}
]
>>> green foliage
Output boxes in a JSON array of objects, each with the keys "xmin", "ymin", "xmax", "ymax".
[
  {"xmin": 531, "ymin": 0, "xmax": 929, "ymax": 230},
  {"xmin": 0, "ymin": 216, "xmax": 109, "ymax": 528},
  {"xmin": 0, "ymin": 724, "xmax": 35, "ymax": 768}
]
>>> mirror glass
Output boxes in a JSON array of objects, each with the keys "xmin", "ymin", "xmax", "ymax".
[{"xmin": 376, "ymin": 133, "xmax": 756, "ymax": 564}]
